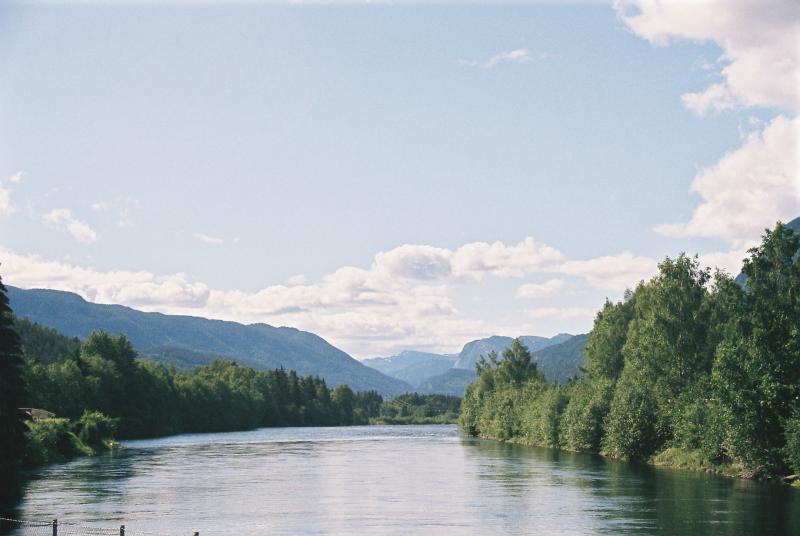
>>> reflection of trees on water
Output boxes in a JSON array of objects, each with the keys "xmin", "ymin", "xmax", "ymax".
[{"xmin": 463, "ymin": 437, "xmax": 800, "ymax": 535}]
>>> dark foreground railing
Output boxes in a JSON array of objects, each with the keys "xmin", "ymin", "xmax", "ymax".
[{"xmin": 0, "ymin": 518, "xmax": 199, "ymax": 536}]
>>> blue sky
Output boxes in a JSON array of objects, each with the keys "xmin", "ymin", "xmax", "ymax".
[{"xmin": 1, "ymin": 1, "xmax": 797, "ymax": 357}]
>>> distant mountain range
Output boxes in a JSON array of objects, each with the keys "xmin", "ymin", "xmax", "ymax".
[
  {"xmin": 362, "ymin": 351, "xmax": 457, "ymax": 388},
  {"xmin": 7, "ymin": 286, "xmax": 413, "ymax": 395},
  {"xmin": 452, "ymin": 333, "xmax": 574, "ymax": 370},
  {"xmin": 363, "ymin": 333, "xmax": 587, "ymax": 396}
]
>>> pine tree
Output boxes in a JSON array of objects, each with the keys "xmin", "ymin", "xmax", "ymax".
[{"xmin": 0, "ymin": 275, "xmax": 28, "ymax": 476}]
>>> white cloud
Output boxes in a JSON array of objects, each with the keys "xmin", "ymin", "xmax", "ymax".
[
  {"xmin": 0, "ymin": 235, "xmax": 575, "ymax": 357},
  {"xmin": 516, "ymin": 278, "xmax": 565, "ymax": 299},
  {"xmin": 557, "ymin": 251, "xmax": 658, "ymax": 292},
  {"xmin": 681, "ymin": 82, "xmax": 739, "ymax": 115},
  {"xmin": 451, "ymin": 238, "xmax": 564, "ymax": 279},
  {"xmin": 655, "ymin": 115, "xmax": 800, "ymax": 246},
  {"xmin": 461, "ymin": 48, "xmax": 547, "ymax": 69},
  {"xmin": 0, "ymin": 248, "xmax": 210, "ymax": 307},
  {"xmin": 42, "ymin": 208, "xmax": 98, "ymax": 244},
  {"xmin": 615, "ymin": 1, "xmax": 800, "ymax": 249},
  {"xmin": 0, "ymin": 184, "xmax": 15, "ymax": 217},
  {"xmin": 528, "ymin": 306, "xmax": 596, "ymax": 321},
  {"xmin": 371, "ymin": 237, "xmax": 563, "ymax": 282},
  {"xmin": 614, "ymin": 0, "xmax": 800, "ymax": 114},
  {"xmin": 286, "ymin": 274, "xmax": 306, "ymax": 286},
  {"xmin": 193, "ymin": 232, "xmax": 224, "ymax": 246},
  {"xmin": 6, "ymin": 171, "xmax": 23, "ymax": 184}
]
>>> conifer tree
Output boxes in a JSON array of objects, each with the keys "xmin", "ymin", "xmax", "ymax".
[{"xmin": 0, "ymin": 275, "xmax": 28, "ymax": 477}]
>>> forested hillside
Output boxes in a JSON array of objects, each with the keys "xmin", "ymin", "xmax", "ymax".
[
  {"xmin": 461, "ymin": 221, "xmax": 800, "ymax": 481},
  {"xmin": 7, "ymin": 287, "xmax": 411, "ymax": 395}
]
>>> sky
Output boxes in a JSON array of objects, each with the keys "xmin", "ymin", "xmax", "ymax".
[{"xmin": 0, "ymin": 0, "xmax": 798, "ymax": 358}]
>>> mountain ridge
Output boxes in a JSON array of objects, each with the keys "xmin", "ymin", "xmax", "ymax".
[{"xmin": 7, "ymin": 285, "xmax": 412, "ymax": 395}]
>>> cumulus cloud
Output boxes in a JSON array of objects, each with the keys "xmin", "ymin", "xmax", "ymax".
[
  {"xmin": 614, "ymin": 0, "xmax": 800, "ymax": 114},
  {"xmin": 42, "ymin": 208, "xmax": 98, "ymax": 244},
  {"xmin": 0, "ymin": 235, "xmax": 574, "ymax": 357},
  {"xmin": 655, "ymin": 115, "xmax": 800, "ymax": 246},
  {"xmin": 516, "ymin": 278, "xmax": 565, "ymax": 299},
  {"xmin": 371, "ymin": 237, "xmax": 563, "ymax": 282},
  {"xmin": 286, "ymin": 274, "xmax": 306, "ymax": 286},
  {"xmin": 0, "ymin": 248, "xmax": 209, "ymax": 307},
  {"xmin": 193, "ymin": 232, "xmax": 225, "ymax": 246},
  {"xmin": 6, "ymin": 171, "xmax": 23, "ymax": 184},
  {"xmin": 615, "ymin": 0, "xmax": 800, "ymax": 246}
]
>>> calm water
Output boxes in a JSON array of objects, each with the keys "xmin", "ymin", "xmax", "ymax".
[{"xmin": 7, "ymin": 425, "xmax": 800, "ymax": 535}]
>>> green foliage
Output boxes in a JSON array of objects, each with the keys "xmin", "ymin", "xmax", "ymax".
[
  {"xmin": 520, "ymin": 384, "xmax": 567, "ymax": 447},
  {"xmin": 496, "ymin": 339, "xmax": 542, "ymax": 386},
  {"xmin": 0, "ymin": 276, "xmax": 28, "ymax": 477},
  {"xmin": 374, "ymin": 393, "xmax": 461, "ymax": 424},
  {"xmin": 784, "ymin": 410, "xmax": 800, "ymax": 474},
  {"xmin": 14, "ymin": 316, "xmax": 81, "ymax": 365},
  {"xmin": 460, "ymin": 221, "xmax": 800, "ymax": 480},
  {"xmin": 602, "ymin": 365, "xmax": 665, "ymax": 461},
  {"xmin": 559, "ymin": 378, "xmax": 613, "ymax": 452},
  {"xmin": 19, "ymin": 329, "xmax": 394, "ymax": 441},
  {"xmin": 583, "ymin": 297, "xmax": 634, "ymax": 381},
  {"xmin": 23, "ymin": 418, "xmax": 92, "ymax": 466},
  {"xmin": 710, "ymin": 224, "xmax": 800, "ymax": 476},
  {"xmin": 75, "ymin": 411, "xmax": 119, "ymax": 449}
]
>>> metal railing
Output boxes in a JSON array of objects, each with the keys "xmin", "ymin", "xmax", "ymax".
[{"xmin": 0, "ymin": 518, "xmax": 199, "ymax": 536}]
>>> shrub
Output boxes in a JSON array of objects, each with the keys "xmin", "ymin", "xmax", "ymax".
[{"xmin": 24, "ymin": 418, "xmax": 91, "ymax": 466}]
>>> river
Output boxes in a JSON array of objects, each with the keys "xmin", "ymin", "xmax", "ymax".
[{"xmin": 6, "ymin": 425, "xmax": 799, "ymax": 535}]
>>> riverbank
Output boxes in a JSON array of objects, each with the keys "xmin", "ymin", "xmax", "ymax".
[{"xmin": 473, "ymin": 432, "xmax": 799, "ymax": 487}]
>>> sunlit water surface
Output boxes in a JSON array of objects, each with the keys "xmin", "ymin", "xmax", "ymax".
[{"xmin": 8, "ymin": 425, "xmax": 800, "ymax": 535}]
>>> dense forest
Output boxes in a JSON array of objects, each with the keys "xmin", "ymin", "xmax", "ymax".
[
  {"xmin": 461, "ymin": 222, "xmax": 800, "ymax": 481},
  {"xmin": 0, "ymin": 290, "xmax": 459, "ymax": 478}
]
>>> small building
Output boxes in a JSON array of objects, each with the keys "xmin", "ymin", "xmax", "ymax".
[{"xmin": 19, "ymin": 408, "xmax": 56, "ymax": 421}]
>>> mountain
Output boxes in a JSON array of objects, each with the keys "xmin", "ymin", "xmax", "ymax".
[
  {"xmin": 7, "ymin": 286, "xmax": 412, "ymax": 395},
  {"xmin": 417, "ymin": 369, "xmax": 477, "ymax": 396},
  {"xmin": 362, "ymin": 351, "xmax": 457, "ymax": 388},
  {"xmin": 453, "ymin": 333, "xmax": 574, "ymax": 370},
  {"xmin": 532, "ymin": 333, "xmax": 588, "ymax": 383},
  {"xmin": 372, "ymin": 333, "xmax": 588, "ymax": 396}
]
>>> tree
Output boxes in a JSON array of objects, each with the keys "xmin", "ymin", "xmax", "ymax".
[
  {"xmin": 583, "ymin": 296, "xmax": 634, "ymax": 381},
  {"xmin": 0, "ymin": 275, "xmax": 28, "ymax": 478},
  {"xmin": 496, "ymin": 338, "xmax": 541, "ymax": 386},
  {"xmin": 712, "ymin": 222, "xmax": 800, "ymax": 475}
]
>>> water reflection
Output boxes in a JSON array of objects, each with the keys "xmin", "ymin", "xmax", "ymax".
[{"xmin": 8, "ymin": 425, "xmax": 800, "ymax": 535}]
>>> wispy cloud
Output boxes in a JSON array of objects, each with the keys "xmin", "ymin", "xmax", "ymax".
[
  {"xmin": 6, "ymin": 171, "xmax": 24, "ymax": 184},
  {"xmin": 42, "ymin": 208, "xmax": 98, "ymax": 244},
  {"xmin": 0, "ymin": 184, "xmax": 15, "ymax": 218},
  {"xmin": 460, "ymin": 48, "xmax": 546, "ymax": 69},
  {"xmin": 193, "ymin": 232, "xmax": 225, "ymax": 246}
]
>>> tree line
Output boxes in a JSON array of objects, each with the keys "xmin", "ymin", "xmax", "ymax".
[
  {"xmin": 0, "ymin": 287, "xmax": 460, "ymax": 483},
  {"xmin": 460, "ymin": 222, "xmax": 800, "ymax": 480}
]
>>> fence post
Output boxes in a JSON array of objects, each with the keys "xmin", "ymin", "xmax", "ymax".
[
  {"xmin": 52, "ymin": 519, "xmax": 57, "ymax": 536},
  {"xmin": 120, "ymin": 525, "xmax": 125, "ymax": 536}
]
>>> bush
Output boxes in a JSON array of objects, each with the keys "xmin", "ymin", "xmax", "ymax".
[
  {"xmin": 560, "ymin": 378, "xmax": 613, "ymax": 452},
  {"xmin": 783, "ymin": 411, "xmax": 800, "ymax": 475},
  {"xmin": 75, "ymin": 411, "xmax": 119, "ymax": 449},
  {"xmin": 24, "ymin": 418, "xmax": 91, "ymax": 466},
  {"xmin": 602, "ymin": 367, "xmax": 665, "ymax": 461}
]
